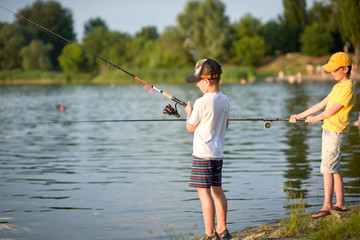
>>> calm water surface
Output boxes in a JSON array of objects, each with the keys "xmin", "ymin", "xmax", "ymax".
[{"xmin": 1, "ymin": 81, "xmax": 360, "ymax": 239}]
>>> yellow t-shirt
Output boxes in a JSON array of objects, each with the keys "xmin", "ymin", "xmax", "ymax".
[{"xmin": 322, "ymin": 80, "xmax": 356, "ymax": 133}]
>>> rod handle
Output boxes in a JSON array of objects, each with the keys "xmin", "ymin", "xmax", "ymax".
[{"xmin": 162, "ymin": 91, "xmax": 187, "ymax": 107}]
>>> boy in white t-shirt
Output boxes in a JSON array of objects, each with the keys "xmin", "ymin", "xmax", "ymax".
[{"xmin": 185, "ymin": 58, "xmax": 231, "ymax": 240}]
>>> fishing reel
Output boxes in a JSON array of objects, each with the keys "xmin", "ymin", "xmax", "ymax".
[
  {"xmin": 163, "ymin": 103, "xmax": 180, "ymax": 118},
  {"xmin": 264, "ymin": 121, "xmax": 272, "ymax": 129}
]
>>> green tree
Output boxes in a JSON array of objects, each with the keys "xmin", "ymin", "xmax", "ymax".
[
  {"xmin": 58, "ymin": 43, "xmax": 95, "ymax": 73},
  {"xmin": 158, "ymin": 26, "xmax": 192, "ymax": 67},
  {"xmin": 336, "ymin": 0, "xmax": 360, "ymax": 66},
  {"xmin": 308, "ymin": 1, "xmax": 332, "ymax": 27},
  {"xmin": 230, "ymin": 14, "xmax": 265, "ymax": 65},
  {"xmin": 300, "ymin": 23, "xmax": 334, "ymax": 56},
  {"xmin": 130, "ymin": 26, "xmax": 160, "ymax": 68},
  {"xmin": 232, "ymin": 14, "xmax": 263, "ymax": 38},
  {"xmin": 177, "ymin": 0, "xmax": 230, "ymax": 61},
  {"xmin": 0, "ymin": 22, "xmax": 25, "ymax": 69},
  {"xmin": 133, "ymin": 40, "xmax": 161, "ymax": 68},
  {"xmin": 84, "ymin": 17, "xmax": 108, "ymax": 35},
  {"xmin": 308, "ymin": 1, "xmax": 342, "ymax": 52},
  {"xmin": 135, "ymin": 26, "xmax": 159, "ymax": 40},
  {"xmin": 231, "ymin": 35, "xmax": 265, "ymax": 66},
  {"xmin": 16, "ymin": 0, "xmax": 75, "ymax": 69},
  {"xmin": 263, "ymin": 19, "xmax": 283, "ymax": 55},
  {"xmin": 20, "ymin": 40, "xmax": 53, "ymax": 70},
  {"xmin": 82, "ymin": 27, "xmax": 133, "ymax": 72},
  {"xmin": 282, "ymin": 0, "xmax": 307, "ymax": 52}
]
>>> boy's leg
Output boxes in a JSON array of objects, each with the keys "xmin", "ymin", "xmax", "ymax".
[
  {"xmin": 198, "ymin": 188, "xmax": 216, "ymax": 236},
  {"xmin": 322, "ymin": 173, "xmax": 334, "ymax": 210},
  {"xmin": 211, "ymin": 186, "xmax": 227, "ymax": 233},
  {"xmin": 312, "ymin": 173, "xmax": 334, "ymax": 218},
  {"xmin": 319, "ymin": 130, "xmax": 347, "ymax": 212},
  {"xmin": 333, "ymin": 172, "xmax": 346, "ymax": 209}
]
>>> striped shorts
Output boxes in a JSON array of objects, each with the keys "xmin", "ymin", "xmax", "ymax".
[{"xmin": 189, "ymin": 157, "xmax": 223, "ymax": 188}]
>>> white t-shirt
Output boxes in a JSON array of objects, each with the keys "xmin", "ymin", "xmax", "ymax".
[{"xmin": 188, "ymin": 91, "xmax": 230, "ymax": 159}]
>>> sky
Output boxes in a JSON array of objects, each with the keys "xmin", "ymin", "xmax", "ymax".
[{"xmin": 0, "ymin": 0, "xmax": 313, "ymax": 40}]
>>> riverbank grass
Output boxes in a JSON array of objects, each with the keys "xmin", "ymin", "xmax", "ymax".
[
  {"xmin": 169, "ymin": 186, "xmax": 360, "ymax": 239},
  {"xmin": 230, "ymin": 190, "xmax": 360, "ymax": 240},
  {"xmin": 0, "ymin": 66, "xmax": 253, "ymax": 85}
]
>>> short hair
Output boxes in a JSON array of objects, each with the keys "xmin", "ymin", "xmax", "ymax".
[{"xmin": 346, "ymin": 65, "xmax": 352, "ymax": 78}]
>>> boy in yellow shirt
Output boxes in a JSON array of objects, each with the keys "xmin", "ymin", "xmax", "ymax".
[{"xmin": 289, "ymin": 52, "xmax": 356, "ymax": 218}]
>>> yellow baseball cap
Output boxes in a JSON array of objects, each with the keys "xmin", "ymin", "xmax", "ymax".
[{"xmin": 321, "ymin": 52, "xmax": 352, "ymax": 72}]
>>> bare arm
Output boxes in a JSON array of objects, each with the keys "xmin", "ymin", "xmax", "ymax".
[
  {"xmin": 305, "ymin": 102, "xmax": 343, "ymax": 123},
  {"xmin": 185, "ymin": 102, "xmax": 197, "ymax": 133},
  {"xmin": 289, "ymin": 97, "xmax": 328, "ymax": 123}
]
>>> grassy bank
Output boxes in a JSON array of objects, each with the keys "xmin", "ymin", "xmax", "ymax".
[
  {"xmin": 166, "ymin": 204, "xmax": 360, "ymax": 240},
  {"xmin": 256, "ymin": 53, "xmax": 330, "ymax": 76},
  {"xmin": 0, "ymin": 66, "xmax": 254, "ymax": 85},
  {"xmin": 1, "ymin": 54, "xmax": 359, "ymax": 84},
  {"xmin": 181, "ymin": 188, "xmax": 360, "ymax": 240},
  {"xmin": 0, "ymin": 69, "xmax": 92, "ymax": 85},
  {"xmin": 230, "ymin": 204, "xmax": 360, "ymax": 240},
  {"xmin": 0, "ymin": 54, "xmax": 349, "ymax": 85},
  {"xmin": 229, "ymin": 187, "xmax": 360, "ymax": 240}
]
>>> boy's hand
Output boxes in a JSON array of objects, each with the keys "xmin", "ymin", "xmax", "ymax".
[
  {"xmin": 185, "ymin": 102, "xmax": 193, "ymax": 116},
  {"xmin": 289, "ymin": 114, "xmax": 299, "ymax": 123},
  {"xmin": 305, "ymin": 116, "xmax": 317, "ymax": 123}
]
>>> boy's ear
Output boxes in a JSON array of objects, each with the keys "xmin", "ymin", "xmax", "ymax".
[{"xmin": 343, "ymin": 66, "xmax": 349, "ymax": 73}]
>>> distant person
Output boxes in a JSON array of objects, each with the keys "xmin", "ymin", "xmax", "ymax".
[
  {"xmin": 289, "ymin": 52, "xmax": 356, "ymax": 218},
  {"xmin": 354, "ymin": 112, "xmax": 360, "ymax": 127},
  {"xmin": 306, "ymin": 62, "xmax": 314, "ymax": 75},
  {"xmin": 185, "ymin": 58, "xmax": 232, "ymax": 240}
]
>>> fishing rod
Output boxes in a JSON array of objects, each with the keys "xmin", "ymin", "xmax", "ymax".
[
  {"xmin": 0, "ymin": 5, "xmax": 186, "ymax": 118},
  {"xmin": 231, "ymin": 118, "xmax": 305, "ymax": 129},
  {"xmin": 14, "ymin": 118, "xmax": 304, "ymax": 129}
]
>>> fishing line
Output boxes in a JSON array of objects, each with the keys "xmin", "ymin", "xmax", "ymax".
[
  {"xmin": 14, "ymin": 119, "xmax": 186, "ymax": 126},
  {"xmin": 14, "ymin": 118, "xmax": 304, "ymax": 129}
]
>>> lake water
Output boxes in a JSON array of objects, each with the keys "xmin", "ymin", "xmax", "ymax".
[{"xmin": 1, "ymin": 81, "xmax": 360, "ymax": 239}]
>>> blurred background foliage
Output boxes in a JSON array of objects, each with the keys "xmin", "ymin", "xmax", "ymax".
[{"xmin": 0, "ymin": 0, "xmax": 359, "ymax": 83}]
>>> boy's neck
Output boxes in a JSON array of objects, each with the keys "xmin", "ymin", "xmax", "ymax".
[
  {"xmin": 339, "ymin": 77, "xmax": 350, "ymax": 84},
  {"xmin": 204, "ymin": 85, "xmax": 219, "ymax": 93}
]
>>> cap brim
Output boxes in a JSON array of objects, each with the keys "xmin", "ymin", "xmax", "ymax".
[
  {"xmin": 186, "ymin": 74, "xmax": 199, "ymax": 83},
  {"xmin": 321, "ymin": 63, "xmax": 339, "ymax": 72}
]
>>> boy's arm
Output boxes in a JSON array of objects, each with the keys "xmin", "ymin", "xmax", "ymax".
[
  {"xmin": 289, "ymin": 97, "xmax": 328, "ymax": 123},
  {"xmin": 306, "ymin": 102, "xmax": 343, "ymax": 123},
  {"xmin": 185, "ymin": 102, "xmax": 197, "ymax": 133}
]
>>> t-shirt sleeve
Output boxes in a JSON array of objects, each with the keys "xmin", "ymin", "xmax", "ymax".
[{"xmin": 337, "ymin": 85, "xmax": 354, "ymax": 107}]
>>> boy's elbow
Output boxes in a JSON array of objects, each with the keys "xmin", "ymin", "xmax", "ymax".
[
  {"xmin": 186, "ymin": 122, "xmax": 196, "ymax": 132},
  {"xmin": 186, "ymin": 126, "xmax": 196, "ymax": 133},
  {"xmin": 187, "ymin": 128, "xmax": 195, "ymax": 133}
]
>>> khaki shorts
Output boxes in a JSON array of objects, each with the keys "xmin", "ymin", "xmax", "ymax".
[{"xmin": 320, "ymin": 130, "xmax": 348, "ymax": 173}]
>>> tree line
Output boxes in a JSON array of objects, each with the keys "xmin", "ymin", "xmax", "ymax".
[{"xmin": 0, "ymin": 0, "xmax": 359, "ymax": 75}]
